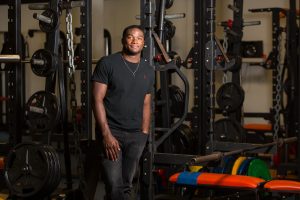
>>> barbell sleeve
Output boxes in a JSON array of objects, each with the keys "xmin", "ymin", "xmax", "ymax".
[
  {"xmin": 28, "ymin": 3, "xmax": 48, "ymax": 10},
  {"xmin": 190, "ymin": 152, "xmax": 223, "ymax": 164},
  {"xmin": 243, "ymin": 21, "xmax": 261, "ymax": 26},
  {"xmin": 33, "ymin": 13, "xmax": 52, "ymax": 24},
  {"xmin": 135, "ymin": 13, "xmax": 185, "ymax": 20},
  {"xmin": 0, "ymin": 55, "xmax": 21, "ymax": 63},
  {"xmin": 228, "ymin": 4, "xmax": 240, "ymax": 13},
  {"xmin": 164, "ymin": 13, "xmax": 185, "ymax": 19},
  {"xmin": 31, "ymin": 58, "xmax": 45, "ymax": 65}
]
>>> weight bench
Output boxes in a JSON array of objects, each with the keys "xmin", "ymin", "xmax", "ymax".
[
  {"xmin": 243, "ymin": 123, "xmax": 272, "ymax": 132},
  {"xmin": 264, "ymin": 179, "xmax": 300, "ymax": 194},
  {"xmin": 169, "ymin": 171, "xmax": 300, "ymax": 199},
  {"xmin": 0, "ymin": 156, "xmax": 4, "ymax": 171},
  {"xmin": 243, "ymin": 123, "xmax": 273, "ymax": 143}
]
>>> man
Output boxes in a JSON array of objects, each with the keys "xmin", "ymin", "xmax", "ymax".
[{"xmin": 92, "ymin": 25, "xmax": 155, "ymax": 200}]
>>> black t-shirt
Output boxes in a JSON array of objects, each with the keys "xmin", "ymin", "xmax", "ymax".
[{"xmin": 92, "ymin": 52, "xmax": 155, "ymax": 131}]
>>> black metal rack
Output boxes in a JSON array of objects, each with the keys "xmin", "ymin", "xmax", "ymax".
[{"xmin": 0, "ymin": 0, "xmax": 94, "ymax": 198}]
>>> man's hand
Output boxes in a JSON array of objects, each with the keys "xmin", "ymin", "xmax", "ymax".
[{"xmin": 103, "ymin": 133, "xmax": 121, "ymax": 161}]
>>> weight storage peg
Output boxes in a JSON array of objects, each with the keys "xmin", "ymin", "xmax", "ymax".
[{"xmin": 33, "ymin": 8, "xmax": 59, "ymax": 33}]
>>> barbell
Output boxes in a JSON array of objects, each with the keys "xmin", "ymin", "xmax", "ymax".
[
  {"xmin": 0, "ymin": 53, "xmax": 99, "ymax": 77},
  {"xmin": 0, "ymin": 54, "xmax": 99, "ymax": 64},
  {"xmin": 190, "ymin": 136, "xmax": 297, "ymax": 164}
]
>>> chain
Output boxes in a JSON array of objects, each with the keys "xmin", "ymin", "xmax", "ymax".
[
  {"xmin": 66, "ymin": 8, "xmax": 75, "ymax": 76},
  {"xmin": 273, "ymin": 32, "xmax": 282, "ymax": 142},
  {"xmin": 69, "ymin": 75, "xmax": 84, "ymax": 179},
  {"xmin": 69, "ymin": 75, "xmax": 78, "ymax": 132},
  {"xmin": 222, "ymin": 31, "xmax": 228, "ymax": 53}
]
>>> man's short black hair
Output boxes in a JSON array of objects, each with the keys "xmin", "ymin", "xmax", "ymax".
[{"xmin": 122, "ymin": 25, "xmax": 144, "ymax": 39}]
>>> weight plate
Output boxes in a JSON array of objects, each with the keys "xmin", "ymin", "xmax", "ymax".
[
  {"xmin": 247, "ymin": 158, "xmax": 272, "ymax": 181},
  {"xmin": 165, "ymin": 0, "xmax": 174, "ymax": 9},
  {"xmin": 25, "ymin": 91, "xmax": 60, "ymax": 132},
  {"xmin": 212, "ymin": 167, "xmax": 223, "ymax": 174},
  {"xmin": 31, "ymin": 49, "xmax": 57, "ymax": 77},
  {"xmin": 47, "ymin": 145, "xmax": 61, "ymax": 192},
  {"xmin": 216, "ymin": 82, "xmax": 245, "ymax": 113},
  {"xmin": 39, "ymin": 9, "xmax": 59, "ymax": 33},
  {"xmin": 163, "ymin": 19, "xmax": 176, "ymax": 40},
  {"xmin": 188, "ymin": 165, "xmax": 203, "ymax": 172},
  {"xmin": 214, "ymin": 118, "xmax": 246, "ymax": 142},
  {"xmin": 36, "ymin": 145, "xmax": 53, "ymax": 198},
  {"xmin": 216, "ymin": 156, "xmax": 232, "ymax": 174},
  {"xmin": 168, "ymin": 51, "xmax": 182, "ymax": 72},
  {"xmin": 4, "ymin": 143, "xmax": 51, "ymax": 198},
  {"xmin": 42, "ymin": 145, "xmax": 61, "ymax": 196},
  {"xmin": 223, "ymin": 156, "xmax": 237, "ymax": 174},
  {"xmin": 156, "ymin": 85, "xmax": 185, "ymax": 118},
  {"xmin": 231, "ymin": 156, "xmax": 246, "ymax": 175},
  {"xmin": 171, "ymin": 124, "xmax": 195, "ymax": 154},
  {"xmin": 237, "ymin": 157, "xmax": 254, "ymax": 175}
]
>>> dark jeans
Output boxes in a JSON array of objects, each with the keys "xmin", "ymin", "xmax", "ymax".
[{"xmin": 100, "ymin": 129, "xmax": 148, "ymax": 200}]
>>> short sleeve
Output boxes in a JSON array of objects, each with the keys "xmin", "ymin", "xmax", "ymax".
[
  {"xmin": 91, "ymin": 57, "xmax": 110, "ymax": 84},
  {"xmin": 146, "ymin": 66, "xmax": 155, "ymax": 94}
]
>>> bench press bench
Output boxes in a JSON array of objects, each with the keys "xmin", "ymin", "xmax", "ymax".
[{"xmin": 169, "ymin": 171, "xmax": 300, "ymax": 199}]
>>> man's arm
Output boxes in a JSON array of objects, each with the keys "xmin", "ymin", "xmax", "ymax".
[
  {"xmin": 92, "ymin": 81, "xmax": 120, "ymax": 161},
  {"xmin": 141, "ymin": 93, "xmax": 152, "ymax": 134}
]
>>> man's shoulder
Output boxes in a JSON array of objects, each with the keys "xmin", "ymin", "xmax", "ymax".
[{"xmin": 96, "ymin": 52, "xmax": 122, "ymax": 67}]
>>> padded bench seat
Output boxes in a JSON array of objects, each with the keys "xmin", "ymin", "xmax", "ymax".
[
  {"xmin": 243, "ymin": 123, "xmax": 272, "ymax": 132},
  {"xmin": 169, "ymin": 172, "xmax": 264, "ymax": 189},
  {"xmin": 264, "ymin": 180, "xmax": 300, "ymax": 193},
  {"xmin": 169, "ymin": 171, "xmax": 300, "ymax": 196},
  {"xmin": 0, "ymin": 156, "xmax": 4, "ymax": 171}
]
